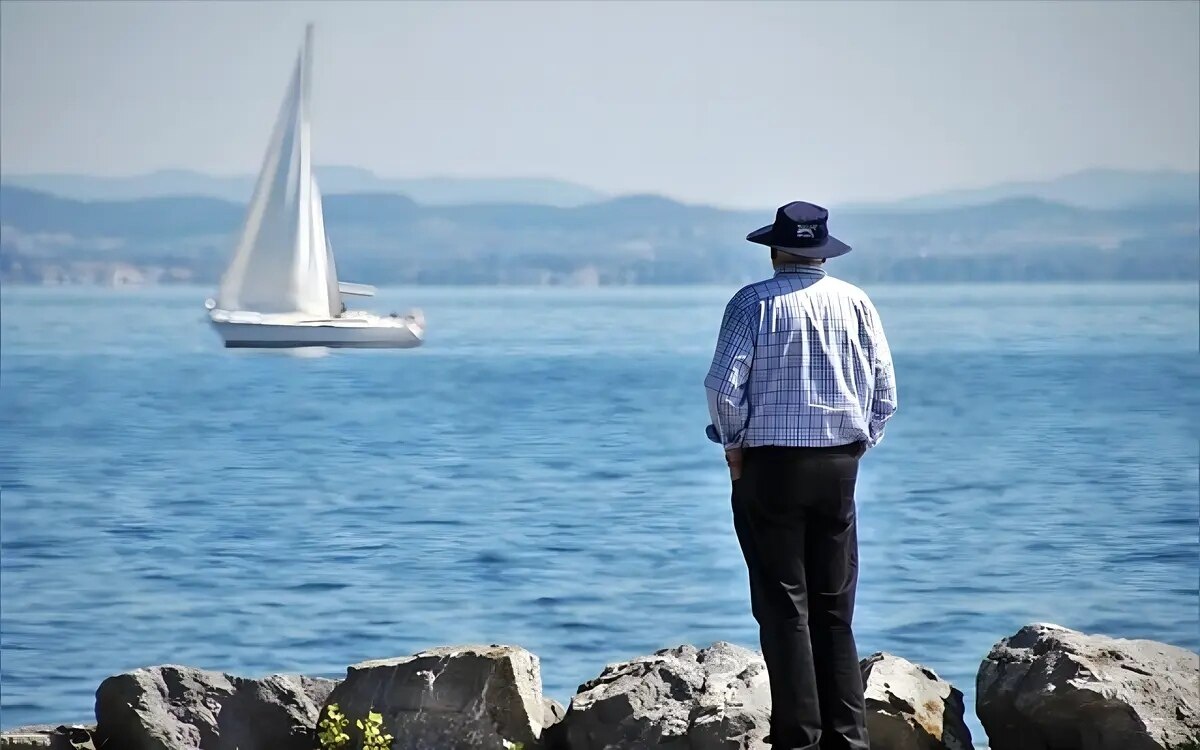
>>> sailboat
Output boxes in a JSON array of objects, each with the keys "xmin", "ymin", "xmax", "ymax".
[{"xmin": 207, "ymin": 26, "xmax": 424, "ymax": 349}]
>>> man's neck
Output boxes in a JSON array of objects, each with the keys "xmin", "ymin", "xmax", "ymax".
[{"xmin": 774, "ymin": 262, "xmax": 827, "ymax": 276}]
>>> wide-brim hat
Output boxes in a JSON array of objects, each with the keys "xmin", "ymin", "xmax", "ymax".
[{"xmin": 746, "ymin": 201, "xmax": 852, "ymax": 258}]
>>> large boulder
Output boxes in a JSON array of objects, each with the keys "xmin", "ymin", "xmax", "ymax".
[
  {"xmin": 553, "ymin": 643, "xmax": 975, "ymax": 750},
  {"xmin": 861, "ymin": 653, "xmax": 973, "ymax": 750},
  {"xmin": 551, "ymin": 642, "xmax": 771, "ymax": 750},
  {"xmin": 977, "ymin": 623, "xmax": 1200, "ymax": 750},
  {"xmin": 94, "ymin": 665, "xmax": 336, "ymax": 750},
  {"xmin": 320, "ymin": 644, "xmax": 547, "ymax": 750}
]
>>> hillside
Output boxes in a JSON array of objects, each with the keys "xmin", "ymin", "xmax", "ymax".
[
  {"xmin": 6, "ymin": 167, "xmax": 1196, "ymax": 212},
  {"xmin": 845, "ymin": 169, "xmax": 1200, "ymax": 212},
  {"xmin": 0, "ymin": 168, "xmax": 607, "ymax": 208},
  {"xmin": 1, "ymin": 185, "xmax": 1196, "ymax": 286}
]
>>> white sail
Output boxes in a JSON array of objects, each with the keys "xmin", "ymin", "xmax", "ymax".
[
  {"xmin": 207, "ymin": 25, "xmax": 425, "ymax": 350},
  {"xmin": 216, "ymin": 25, "xmax": 339, "ymax": 318},
  {"xmin": 312, "ymin": 176, "xmax": 342, "ymax": 314}
]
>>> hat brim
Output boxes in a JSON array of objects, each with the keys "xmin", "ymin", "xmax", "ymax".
[{"xmin": 746, "ymin": 224, "xmax": 852, "ymax": 258}]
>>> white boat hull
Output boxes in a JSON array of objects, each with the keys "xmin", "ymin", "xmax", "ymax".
[{"xmin": 209, "ymin": 309, "xmax": 424, "ymax": 349}]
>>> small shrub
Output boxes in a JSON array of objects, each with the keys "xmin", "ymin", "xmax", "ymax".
[
  {"xmin": 317, "ymin": 704, "xmax": 350, "ymax": 750},
  {"xmin": 357, "ymin": 709, "xmax": 393, "ymax": 750}
]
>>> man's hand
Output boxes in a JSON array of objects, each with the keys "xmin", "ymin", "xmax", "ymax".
[{"xmin": 725, "ymin": 447, "xmax": 744, "ymax": 482}]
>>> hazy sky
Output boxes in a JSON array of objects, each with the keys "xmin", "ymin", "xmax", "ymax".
[{"xmin": 2, "ymin": 0, "xmax": 1197, "ymax": 207}]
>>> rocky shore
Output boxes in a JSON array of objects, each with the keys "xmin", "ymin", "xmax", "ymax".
[{"xmin": 3, "ymin": 624, "xmax": 1196, "ymax": 750}]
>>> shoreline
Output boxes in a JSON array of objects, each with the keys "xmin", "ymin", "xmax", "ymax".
[{"xmin": 4, "ymin": 623, "xmax": 1196, "ymax": 750}]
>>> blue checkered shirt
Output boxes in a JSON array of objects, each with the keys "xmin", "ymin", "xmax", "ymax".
[{"xmin": 704, "ymin": 264, "xmax": 897, "ymax": 449}]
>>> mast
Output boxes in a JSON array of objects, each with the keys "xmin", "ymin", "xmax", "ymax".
[{"xmin": 295, "ymin": 23, "xmax": 314, "ymax": 310}]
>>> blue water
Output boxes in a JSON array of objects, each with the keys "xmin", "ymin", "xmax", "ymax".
[{"xmin": 1, "ymin": 283, "xmax": 1197, "ymax": 745}]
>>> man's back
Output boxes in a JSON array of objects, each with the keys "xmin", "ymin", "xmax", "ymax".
[
  {"xmin": 705, "ymin": 263, "xmax": 896, "ymax": 450},
  {"xmin": 710, "ymin": 201, "xmax": 895, "ymax": 750}
]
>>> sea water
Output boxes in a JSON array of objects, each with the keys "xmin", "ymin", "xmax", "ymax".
[{"xmin": 1, "ymin": 283, "xmax": 1197, "ymax": 744}]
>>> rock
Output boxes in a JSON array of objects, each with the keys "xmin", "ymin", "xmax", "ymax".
[
  {"xmin": 542, "ymin": 697, "xmax": 566, "ymax": 728},
  {"xmin": 0, "ymin": 726, "xmax": 55, "ymax": 750},
  {"xmin": 93, "ymin": 665, "xmax": 337, "ymax": 750},
  {"xmin": 321, "ymin": 644, "xmax": 547, "ymax": 750},
  {"xmin": 540, "ymin": 698, "xmax": 569, "ymax": 750},
  {"xmin": 555, "ymin": 643, "xmax": 976, "ymax": 750},
  {"xmin": 553, "ymin": 641, "xmax": 771, "ymax": 750},
  {"xmin": 0, "ymin": 725, "xmax": 96, "ymax": 750},
  {"xmin": 977, "ymin": 623, "xmax": 1200, "ymax": 750},
  {"xmin": 861, "ymin": 653, "xmax": 973, "ymax": 750}
]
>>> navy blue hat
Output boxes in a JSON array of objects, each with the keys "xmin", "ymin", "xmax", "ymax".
[{"xmin": 746, "ymin": 201, "xmax": 852, "ymax": 258}]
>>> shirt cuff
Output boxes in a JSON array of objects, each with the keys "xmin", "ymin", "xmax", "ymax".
[{"xmin": 706, "ymin": 424, "xmax": 745, "ymax": 449}]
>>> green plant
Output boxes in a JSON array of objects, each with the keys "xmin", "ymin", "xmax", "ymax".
[
  {"xmin": 502, "ymin": 742, "xmax": 525, "ymax": 750},
  {"xmin": 317, "ymin": 702, "xmax": 393, "ymax": 750},
  {"xmin": 317, "ymin": 704, "xmax": 350, "ymax": 750},
  {"xmin": 356, "ymin": 709, "xmax": 393, "ymax": 750}
]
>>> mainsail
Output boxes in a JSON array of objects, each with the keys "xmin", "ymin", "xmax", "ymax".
[{"xmin": 216, "ymin": 25, "xmax": 341, "ymax": 318}]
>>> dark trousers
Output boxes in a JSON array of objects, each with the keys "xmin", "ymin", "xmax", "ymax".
[{"xmin": 732, "ymin": 443, "xmax": 869, "ymax": 750}]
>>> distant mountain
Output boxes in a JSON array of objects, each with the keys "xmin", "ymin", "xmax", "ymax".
[
  {"xmin": 0, "ymin": 167, "xmax": 607, "ymax": 208},
  {"xmin": 0, "ymin": 185, "xmax": 241, "ymax": 240},
  {"xmin": 844, "ymin": 169, "xmax": 1200, "ymax": 212},
  {"xmin": 7, "ymin": 166, "xmax": 1197, "ymax": 216},
  {"xmin": 1, "ymin": 186, "xmax": 1196, "ymax": 286}
]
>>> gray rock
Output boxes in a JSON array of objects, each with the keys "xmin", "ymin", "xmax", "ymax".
[
  {"xmin": 977, "ymin": 623, "xmax": 1200, "ymax": 750},
  {"xmin": 0, "ymin": 725, "xmax": 96, "ymax": 750},
  {"xmin": 540, "ymin": 697, "xmax": 569, "ymax": 749},
  {"xmin": 555, "ymin": 643, "xmax": 976, "ymax": 750},
  {"xmin": 0, "ymin": 726, "xmax": 55, "ymax": 750},
  {"xmin": 554, "ymin": 641, "xmax": 772, "ymax": 750},
  {"xmin": 93, "ymin": 665, "xmax": 337, "ymax": 750},
  {"xmin": 321, "ymin": 644, "xmax": 547, "ymax": 750},
  {"xmin": 543, "ymin": 697, "xmax": 566, "ymax": 728},
  {"xmin": 861, "ymin": 653, "xmax": 973, "ymax": 750}
]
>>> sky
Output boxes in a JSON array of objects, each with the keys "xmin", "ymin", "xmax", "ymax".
[{"xmin": 1, "ymin": 0, "xmax": 1197, "ymax": 208}]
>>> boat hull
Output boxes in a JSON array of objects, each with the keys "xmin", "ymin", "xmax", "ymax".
[{"xmin": 210, "ymin": 311, "xmax": 424, "ymax": 349}]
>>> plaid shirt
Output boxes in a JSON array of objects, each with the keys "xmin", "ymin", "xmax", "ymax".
[{"xmin": 704, "ymin": 264, "xmax": 897, "ymax": 449}]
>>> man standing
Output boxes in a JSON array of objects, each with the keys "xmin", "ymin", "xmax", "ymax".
[{"xmin": 705, "ymin": 201, "xmax": 897, "ymax": 750}]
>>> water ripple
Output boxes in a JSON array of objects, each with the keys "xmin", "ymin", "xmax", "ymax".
[{"xmin": 1, "ymin": 285, "xmax": 1197, "ymax": 747}]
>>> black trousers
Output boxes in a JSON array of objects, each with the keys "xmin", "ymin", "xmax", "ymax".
[{"xmin": 732, "ymin": 443, "xmax": 869, "ymax": 750}]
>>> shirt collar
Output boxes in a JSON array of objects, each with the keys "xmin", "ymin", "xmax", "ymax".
[{"xmin": 774, "ymin": 263, "xmax": 827, "ymax": 278}]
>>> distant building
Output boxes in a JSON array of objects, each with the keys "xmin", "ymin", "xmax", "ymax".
[{"xmin": 109, "ymin": 264, "xmax": 146, "ymax": 287}]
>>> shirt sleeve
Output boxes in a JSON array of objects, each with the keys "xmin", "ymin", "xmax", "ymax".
[
  {"xmin": 704, "ymin": 295, "xmax": 757, "ymax": 449},
  {"xmin": 867, "ymin": 303, "xmax": 897, "ymax": 447}
]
